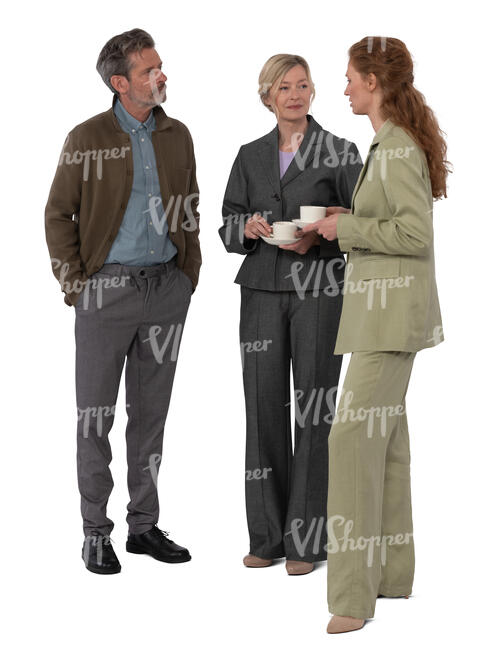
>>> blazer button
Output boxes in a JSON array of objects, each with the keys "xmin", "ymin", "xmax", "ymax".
[{"xmin": 271, "ymin": 193, "xmax": 280, "ymax": 201}]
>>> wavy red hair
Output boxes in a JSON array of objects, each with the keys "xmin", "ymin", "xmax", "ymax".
[{"xmin": 349, "ymin": 36, "xmax": 451, "ymax": 199}]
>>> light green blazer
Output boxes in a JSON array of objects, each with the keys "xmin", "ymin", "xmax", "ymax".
[{"xmin": 334, "ymin": 119, "xmax": 444, "ymax": 354}]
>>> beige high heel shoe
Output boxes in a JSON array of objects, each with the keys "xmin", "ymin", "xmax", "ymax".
[
  {"xmin": 242, "ymin": 554, "xmax": 272, "ymax": 567},
  {"xmin": 327, "ymin": 615, "xmax": 365, "ymax": 634},
  {"xmin": 285, "ymin": 560, "xmax": 314, "ymax": 575}
]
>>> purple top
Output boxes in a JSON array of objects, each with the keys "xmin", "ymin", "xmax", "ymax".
[{"xmin": 279, "ymin": 150, "xmax": 296, "ymax": 178}]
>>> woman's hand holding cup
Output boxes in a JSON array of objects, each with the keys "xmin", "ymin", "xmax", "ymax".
[
  {"xmin": 301, "ymin": 206, "xmax": 350, "ymax": 241},
  {"xmin": 244, "ymin": 212, "xmax": 273, "ymax": 239},
  {"xmin": 326, "ymin": 206, "xmax": 351, "ymax": 216}
]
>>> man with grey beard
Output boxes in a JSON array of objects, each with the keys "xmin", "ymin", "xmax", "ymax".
[{"xmin": 45, "ymin": 28, "xmax": 201, "ymax": 574}]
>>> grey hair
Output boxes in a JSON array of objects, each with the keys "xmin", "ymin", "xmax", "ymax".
[{"xmin": 96, "ymin": 28, "xmax": 155, "ymax": 95}]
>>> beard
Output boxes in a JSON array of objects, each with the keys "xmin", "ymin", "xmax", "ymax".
[
  {"xmin": 130, "ymin": 84, "xmax": 166, "ymax": 107},
  {"xmin": 150, "ymin": 85, "xmax": 167, "ymax": 106}
]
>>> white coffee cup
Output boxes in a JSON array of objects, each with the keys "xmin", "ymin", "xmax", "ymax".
[
  {"xmin": 300, "ymin": 205, "xmax": 327, "ymax": 223},
  {"xmin": 272, "ymin": 221, "xmax": 298, "ymax": 239}
]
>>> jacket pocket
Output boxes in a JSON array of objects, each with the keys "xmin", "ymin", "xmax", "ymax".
[{"xmin": 354, "ymin": 258, "xmax": 401, "ymax": 280}]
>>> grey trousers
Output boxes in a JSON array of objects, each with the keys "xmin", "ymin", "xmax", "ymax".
[
  {"xmin": 239, "ymin": 286, "xmax": 343, "ymax": 562},
  {"xmin": 74, "ymin": 257, "xmax": 192, "ymax": 536}
]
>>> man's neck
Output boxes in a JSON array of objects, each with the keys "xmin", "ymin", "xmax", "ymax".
[{"xmin": 117, "ymin": 96, "xmax": 153, "ymax": 124}]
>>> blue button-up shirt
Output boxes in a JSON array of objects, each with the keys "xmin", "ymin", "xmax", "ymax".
[{"xmin": 104, "ymin": 98, "xmax": 178, "ymax": 265}]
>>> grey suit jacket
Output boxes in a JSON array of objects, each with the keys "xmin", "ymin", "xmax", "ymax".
[{"xmin": 219, "ymin": 114, "xmax": 363, "ymax": 291}]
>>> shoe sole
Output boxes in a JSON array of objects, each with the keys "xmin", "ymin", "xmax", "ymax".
[
  {"xmin": 83, "ymin": 561, "xmax": 121, "ymax": 575},
  {"xmin": 126, "ymin": 541, "xmax": 191, "ymax": 563}
]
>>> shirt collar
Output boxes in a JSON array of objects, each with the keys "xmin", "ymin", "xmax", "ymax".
[{"xmin": 113, "ymin": 96, "xmax": 156, "ymax": 133}]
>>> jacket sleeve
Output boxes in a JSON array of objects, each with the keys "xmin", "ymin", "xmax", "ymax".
[
  {"xmin": 218, "ymin": 146, "xmax": 259, "ymax": 255},
  {"xmin": 182, "ymin": 128, "xmax": 202, "ymax": 293},
  {"xmin": 337, "ymin": 138, "xmax": 433, "ymax": 256},
  {"xmin": 319, "ymin": 141, "xmax": 363, "ymax": 258},
  {"xmin": 44, "ymin": 129, "xmax": 88, "ymax": 306}
]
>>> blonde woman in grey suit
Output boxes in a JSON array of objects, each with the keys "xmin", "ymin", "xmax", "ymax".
[{"xmin": 219, "ymin": 54, "xmax": 362, "ymax": 575}]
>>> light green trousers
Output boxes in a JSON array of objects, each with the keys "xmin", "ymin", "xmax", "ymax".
[{"xmin": 327, "ymin": 350, "xmax": 416, "ymax": 619}]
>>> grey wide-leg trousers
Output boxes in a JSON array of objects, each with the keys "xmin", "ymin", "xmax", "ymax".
[
  {"xmin": 74, "ymin": 258, "xmax": 192, "ymax": 537},
  {"xmin": 240, "ymin": 286, "xmax": 343, "ymax": 562}
]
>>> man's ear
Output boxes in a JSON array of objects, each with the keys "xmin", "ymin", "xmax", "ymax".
[{"xmin": 110, "ymin": 74, "xmax": 127, "ymax": 94}]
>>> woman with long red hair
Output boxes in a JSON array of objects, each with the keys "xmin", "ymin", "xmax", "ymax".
[{"xmin": 302, "ymin": 36, "xmax": 450, "ymax": 633}]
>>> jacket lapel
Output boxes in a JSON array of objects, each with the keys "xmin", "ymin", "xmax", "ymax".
[
  {"xmin": 350, "ymin": 149, "xmax": 372, "ymax": 212},
  {"xmin": 257, "ymin": 114, "xmax": 323, "ymax": 197},
  {"xmin": 280, "ymin": 116, "xmax": 322, "ymax": 189},
  {"xmin": 258, "ymin": 127, "xmax": 281, "ymax": 199}
]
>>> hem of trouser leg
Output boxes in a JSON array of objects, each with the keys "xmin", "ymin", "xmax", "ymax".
[
  {"xmin": 328, "ymin": 605, "xmax": 373, "ymax": 619},
  {"xmin": 378, "ymin": 585, "xmax": 412, "ymax": 597},
  {"xmin": 128, "ymin": 525, "xmax": 155, "ymax": 535},
  {"xmin": 250, "ymin": 550, "xmax": 285, "ymax": 560},
  {"xmin": 84, "ymin": 529, "xmax": 114, "ymax": 537}
]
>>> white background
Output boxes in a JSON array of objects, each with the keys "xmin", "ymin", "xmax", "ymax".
[{"xmin": 2, "ymin": 0, "xmax": 500, "ymax": 648}]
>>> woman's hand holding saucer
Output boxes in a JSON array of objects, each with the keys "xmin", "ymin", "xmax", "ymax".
[{"xmin": 279, "ymin": 230, "xmax": 320, "ymax": 254}]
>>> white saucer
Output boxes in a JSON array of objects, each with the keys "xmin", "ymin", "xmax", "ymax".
[
  {"xmin": 292, "ymin": 218, "xmax": 320, "ymax": 228},
  {"xmin": 260, "ymin": 235, "xmax": 298, "ymax": 246}
]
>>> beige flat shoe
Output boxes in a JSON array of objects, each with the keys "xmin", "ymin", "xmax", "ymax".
[
  {"xmin": 285, "ymin": 560, "xmax": 314, "ymax": 575},
  {"xmin": 243, "ymin": 554, "xmax": 272, "ymax": 568},
  {"xmin": 327, "ymin": 615, "xmax": 365, "ymax": 634}
]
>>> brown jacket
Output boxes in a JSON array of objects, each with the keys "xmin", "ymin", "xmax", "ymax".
[{"xmin": 45, "ymin": 94, "xmax": 201, "ymax": 306}]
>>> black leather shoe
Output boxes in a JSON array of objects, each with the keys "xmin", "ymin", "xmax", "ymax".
[
  {"xmin": 82, "ymin": 534, "xmax": 121, "ymax": 574},
  {"xmin": 126, "ymin": 525, "xmax": 191, "ymax": 563}
]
